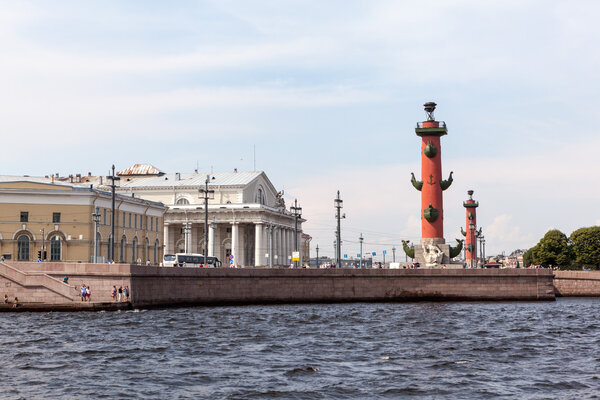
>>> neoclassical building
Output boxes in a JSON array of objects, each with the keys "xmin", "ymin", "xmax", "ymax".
[
  {"xmin": 0, "ymin": 178, "xmax": 166, "ymax": 264},
  {"xmin": 115, "ymin": 164, "xmax": 306, "ymax": 267}
]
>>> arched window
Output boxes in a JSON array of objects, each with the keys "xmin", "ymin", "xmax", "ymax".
[
  {"xmin": 17, "ymin": 234, "xmax": 30, "ymax": 261},
  {"xmin": 256, "ymin": 188, "xmax": 265, "ymax": 205},
  {"xmin": 144, "ymin": 238, "xmax": 149, "ymax": 263},
  {"xmin": 132, "ymin": 238, "xmax": 137, "ymax": 263},
  {"xmin": 176, "ymin": 198, "xmax": 190, "ymax": 205},
  {"xmin": 120, "ymin": 236, "xmax": 126, "ymax": 262},
  {"xmin": 50, "ymin": 235, "xmax": 61, "ymax": 261}
]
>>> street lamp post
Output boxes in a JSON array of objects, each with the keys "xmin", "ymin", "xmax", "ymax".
[
  {"xmin": 333, "ymin": 240, "xmax": 337, "ymax": 267},
  {"xmin": 469, "ymin": 222, "xmax": 475, "ymax": 268},
  {"xmin": 316, "ymin": 244, "xmax": 319, "ymax": 268},
  {"xmin": 392, "ymin": 246, "xmax": 396, "ymax": 263},
  {"xmin": 334, "ymin": 191, "xmax": 345, "ymax": 270},
  {"xmin": 199, "ymin": 175, "xmax": 215, "ymax": 266},
  {"xmin": 290, "ymin": 199, "xmax": 302, "ymax": 268},
  {"xmin": 107, "ymin": 165, "xmax": 120, "ymax": 262},
  {"xmin": 92, "ymin": 207, "xmax": 101, "ymax": 263},
  {"xmin": 359, "ymin": 233, "xmax": 364, "ymax": 268}
]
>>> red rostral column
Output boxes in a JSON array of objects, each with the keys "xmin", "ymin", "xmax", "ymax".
[
  {"xmin": 463, "ymin": 190, "xmax": 479, "ymax": 266},
  {"xmin": 411, "ymin": 102, "xmax": 453, "ymax": 241}
]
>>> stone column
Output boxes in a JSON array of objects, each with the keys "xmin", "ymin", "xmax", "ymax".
[
  {"xmin": 277, "ymin": 228, "xmax": 283, "ymax": 266},
  {"xmin": 208, "ymin": 223, "xmax": 215, "ymax": 257},
  {"xmin": 285, "ymin": 228, "xmax": 291, "ymax": 266},
  {"xmin": 238, "ymin": 224, "xmax": 245, "ymax": 267},
  {"xmin": 189, "ymin": 223, "xmax": 195, "ymax": 253},
  {"xmin": 231, "ymin": 223, "xmax": 239, "ymax": 267},
  {"xmin": 164, "ymin": 224, "xmax": 170, "ymax": 254},
  {"xmin": 255, "ymin": 223, "xmax": 263, "ymax": 267}
]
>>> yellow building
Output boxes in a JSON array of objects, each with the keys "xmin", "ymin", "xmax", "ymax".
[{"xmin": 0, "ymin": 178, "xmax": 166, "ymax": 264}]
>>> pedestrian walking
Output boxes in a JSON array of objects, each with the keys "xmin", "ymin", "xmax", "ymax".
[
  {"xmin": 124, "ymin": 286, "xmax": 130, "ymax": 302},
  {"xmin": 86, "ymin": 286, "xmax": 91, "ymax": 302},
  {"xmin": 4, "ymin": 294, "xmax": 8, "ymax": 304},
  {"xmin": 80, "ymin": 284, "xmax": 87, "ymax": 302},
  {"xmin": 111, "ymin": 286, "xmax": 117, "ymax": 301},
  {"xmin": 117, "ymin": 286, "xmax": 123, "ymax": 302}
]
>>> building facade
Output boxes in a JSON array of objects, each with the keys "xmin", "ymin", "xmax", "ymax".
[
  {"xmin": 115, "ymin": 165, "xmax": 306, "ymax": 267},
  {"xmin": 0, "ymin": 179, "xmax": 166, "ymax": 264}
]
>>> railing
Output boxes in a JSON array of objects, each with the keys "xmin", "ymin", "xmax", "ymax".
[{"xmin": 416, "ymin": 121, "xmax": 446, "ymax": 129}]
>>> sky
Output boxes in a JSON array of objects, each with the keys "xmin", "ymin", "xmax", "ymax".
[{"xmin": 0, "ymin": 0, "xmax": 599, "ymax": 260}]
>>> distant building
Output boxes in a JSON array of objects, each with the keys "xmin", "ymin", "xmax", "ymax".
[
  {"xmin": 114, "ymin": 164, "xmax": 306, "ymax": 267},
  {"xmin": 0, "ymin": 178, "xmax": 166, "ymax": 263}
]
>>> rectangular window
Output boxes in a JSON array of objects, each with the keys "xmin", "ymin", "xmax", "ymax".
[
  {"xmin": 52, "ymin": 212, "xmax": 61, "ymax": 223},
  {"xmin": 150, "ymin": 217, "xmax": 154, "ymax": 231},
  {"xmin": 135, "ymin": 215, "xmax": 138, "ymax": 229},
  {"xmin": 145, "ymin": 216, "xmax": 148, "ymax": 230},
  {"xmin": 20, "ymin": 212, "xmax": 28, "ymax": 222},
  {"xmin": 103, "ymin": 209, "xmax": 107, "ymax": 225},
  {"xmin": 156, "ymin": 217, "xmax": 159, "ymax": 232},
  {"xmin": 128, "ymin": 213, "xmax": 132, "ymax": 228},
  {"xmin": 122, "ymin": 212, "xmax": 125, "ymax": 227}
]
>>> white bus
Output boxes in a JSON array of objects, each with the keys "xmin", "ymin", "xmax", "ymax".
[{"xmin": 163, "ymin": 253, "xmax": 222, "ymax": 268}]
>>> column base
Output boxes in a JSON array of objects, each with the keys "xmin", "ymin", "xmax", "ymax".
[{"xmin": 414, "ymin": 238, "xmax": 460, "ymax": 268}]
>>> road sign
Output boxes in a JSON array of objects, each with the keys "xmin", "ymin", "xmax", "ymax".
[
  {"xmin": 383, "ymin": 250, "xmax": 387, "ymax": 255},
  {"xmin": 229, "ymin": 254, "xmax": 234, "ymax": 260},
  {"xmin": 372, "ymin": 252, "xmax": 376, "ymax": 256},
  {"xmin": 229, "ymin": 259, "xmax": 234, "ymax": 265},
  {"xmin": 292, "ymin": 251, "xmax": 300, "ymax": 262},
  {"xmin": 357, "ymin": 253, "xmax": 361, "ymax": 257},
  {"xmin": 344, "ymin": 254, "xmax": 348, "ymax": 258}
]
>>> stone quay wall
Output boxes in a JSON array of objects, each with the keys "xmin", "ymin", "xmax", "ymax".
[
  {"xmin": 0, "ymin": 263, "xmax": 555, "ymax": 308},
  {"xmin": 554, "ymin": 271, "xmax": 600, "ymax": 296}
]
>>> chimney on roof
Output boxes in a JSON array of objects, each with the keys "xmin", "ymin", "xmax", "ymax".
[
  {"xmin": 76, "ymin": 173, "xmax": 81, "ymax": 183},
  {"xmin": 100, "ymin": 176, "xmax": 103, "ymax": 184},
  {"xmin": 234, "ymin": 168, "xmax": 238, "ymax": 173},
  {"xmin": 69, "ymin": 174, "xmax": 73, "ymax": 183},
  {"xmin": 88, "ymin": 172, "xmax": 92, "ymax": 177},
  {"xmin": 176, "ymin": 172, "xmax": 181, "ymax": 180}
]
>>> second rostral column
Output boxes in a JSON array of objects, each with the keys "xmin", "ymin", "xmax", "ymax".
[{"xmin": 408, "ymin": 102, "xmax": 459, "ymax": 267}]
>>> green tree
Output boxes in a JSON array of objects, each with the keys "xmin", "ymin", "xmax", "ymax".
[
  {"xmin": 569, "ymin": 226, "xmax": 600, "ymax": 269},
  {"xmin": 532, "ymin": 229, "xmax": 573, "ymax": 269},
  {"xmin": 523, "ymin": 247, "xmax": 534, "ymax": 267}
]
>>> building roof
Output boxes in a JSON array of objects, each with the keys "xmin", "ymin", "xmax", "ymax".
[
  {"xmin": 0, "ymin": 176, "xmax": 166, "ymax": 208},
  {"xmin": 119, "ymin": 171, "xmax": 265, "ymax": 189},
  {"xmin": 117, "ymin": 163, "xmax": 164, "ymax": 176}
]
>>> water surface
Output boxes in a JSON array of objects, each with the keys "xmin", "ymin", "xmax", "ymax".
[{"xmin": 1, "ymin": 298, "xmax": 599, "ymax": 399}]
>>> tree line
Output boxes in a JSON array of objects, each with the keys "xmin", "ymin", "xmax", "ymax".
[{"xmin": 523, "ymin": 227, "xmax": 600, "ymax": 270}]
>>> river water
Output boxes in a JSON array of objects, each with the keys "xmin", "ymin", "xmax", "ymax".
[{"xmin": 1, "ymin": 298, "xmax": 599, "ymax": 399}]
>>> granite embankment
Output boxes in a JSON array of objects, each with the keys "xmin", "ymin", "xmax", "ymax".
[
  {"xmin": 0, "ymin": 262, "xmax": 557, "ymax": 310},
  {"xmin": 554, "ymin": 270, "xmax": 600, "ymax": 296}
]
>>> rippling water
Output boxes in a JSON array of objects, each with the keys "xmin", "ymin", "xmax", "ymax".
[{"xmin": 1, "ymin": 298, "xmax": 600, "ymax": 399}]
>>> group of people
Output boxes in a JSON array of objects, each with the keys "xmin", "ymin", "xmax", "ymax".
[
  {"xmin": 3, "ymin": 294, "xmax": 18, "ymax": 308},
  {"xmin": 80, "ymin": 284, "xmax": 92, "ymax": 301},
  {"xmin": 111, "ymin": 285, "xmax": 130, "ymax": 302}
]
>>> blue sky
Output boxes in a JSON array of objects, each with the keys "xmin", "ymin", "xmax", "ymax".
[{"xmin": 1, "ymin": 0, "xmax": 599, "ymax": 259}]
